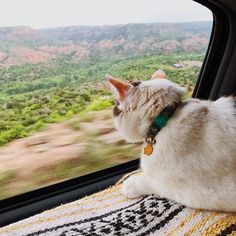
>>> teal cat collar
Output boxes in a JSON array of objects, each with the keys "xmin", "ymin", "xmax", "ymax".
[{"xmin": 143, "ymin": 104, "xmax": 179, "ymax": 156}]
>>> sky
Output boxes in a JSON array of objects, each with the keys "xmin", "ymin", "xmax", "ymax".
[{"xmin": 0, "ymin": 0, "xmax": 212, "ymax": 29}]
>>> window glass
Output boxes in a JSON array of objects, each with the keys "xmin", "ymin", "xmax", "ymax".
[{"xmin": 0, "ymin": 0, "xmax": 212, "ymax": 200}]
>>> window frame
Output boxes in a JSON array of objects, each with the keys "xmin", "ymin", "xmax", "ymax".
[
  {"xmin": 193, "ymin": 0, "xmax": 236, "ymax": 99},
  {"xmin": 1, "ymin": 0, "xmax": 235, "ymax": 227}
]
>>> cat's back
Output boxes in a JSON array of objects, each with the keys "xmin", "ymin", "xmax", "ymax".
[
  {"xmin": 201, "ymin": 96, "xmax": 236, "ymax": 140},
  {"xmin": 175, "ymin": 96, "xmax": 236, "ymax": 134},
  {"xmin": 168, "ymin": 96, "xmax": 236, "ymax": 162},
  {"xmin": 202, "ymin": 97, "xmax": 236, "ymax": 161},
  {"xmin": 210, "ymin": 96, "xmax": 236, "ymax": 125}
]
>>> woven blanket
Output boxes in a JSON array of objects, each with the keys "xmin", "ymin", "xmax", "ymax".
[{"xmin": 1, "ymin": 171, "xmax": 236, "ymax": 236}]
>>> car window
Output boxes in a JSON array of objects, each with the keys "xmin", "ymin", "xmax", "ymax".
[{"xmin": 0, "ymin": 0, "xmax": 212, "ymax": 200}]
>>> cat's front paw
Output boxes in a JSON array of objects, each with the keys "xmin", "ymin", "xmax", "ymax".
[{"xmin": 122, "ymin": 175, "xmax": 142, "ymax": 198}]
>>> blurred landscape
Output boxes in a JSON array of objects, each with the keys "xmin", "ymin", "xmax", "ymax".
[{"xmin": 0, "ymin": 21, "xmax": 211, "ymax": 199}]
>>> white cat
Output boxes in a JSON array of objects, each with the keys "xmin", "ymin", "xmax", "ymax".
[{"xmin": 107, "ymin": 71, "xmax": 236, "ymax": 212}]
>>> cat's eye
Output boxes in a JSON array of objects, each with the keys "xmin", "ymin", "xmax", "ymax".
[
  {"xmin": 131, "ymin": 81, "xmax": 141, "ymax": 87},
  {"xmin": 113, "ymin": 106, "xmax": 122, "ymax": 116},
  {"xmin": 113, "ymin": 100, "xmax": 122, "ymax": 116}
]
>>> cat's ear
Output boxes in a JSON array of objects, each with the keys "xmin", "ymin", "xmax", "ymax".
[
  {"xmin": 106, "ymin": 75, "xmax": 131, "ymax": 101},
  {"xmin": 151, "ymin": 70, "xmax": 167, "ymax": 80}
]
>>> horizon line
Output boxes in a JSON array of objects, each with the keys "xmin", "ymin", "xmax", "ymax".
[{"xmin": 0, "ymin": 20, "xmax": 213, "ymax": 30}]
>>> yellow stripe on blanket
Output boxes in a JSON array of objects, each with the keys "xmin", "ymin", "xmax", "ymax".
[
  {"xmin": 202, "ymin": 214, "xmax": 236, "ymax": 235},
  {"xmin": 166, "ymin": 210, "xmax": 201, "ymax": 236}
]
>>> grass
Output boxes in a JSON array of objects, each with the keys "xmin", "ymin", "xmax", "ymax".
[
  {"xmin": 0, "ymin": 170, "xmax": 18, "ymax": 199},
  {"xmin": 0, "ymin": 170, "xmax": 17, "ymax": 185}
]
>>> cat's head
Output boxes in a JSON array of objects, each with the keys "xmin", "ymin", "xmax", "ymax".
[{"xmin": 107, "ymin": 70, "xmax": 185, "ymax": 143}]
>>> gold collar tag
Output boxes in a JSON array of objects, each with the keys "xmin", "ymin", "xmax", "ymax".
[{"xmin": 143, "ymin": 143, "xmax": 153, "ymax": 156}]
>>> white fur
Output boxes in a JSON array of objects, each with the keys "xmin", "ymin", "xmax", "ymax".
[
  {"xmin": 140, "ymin": 79, "xmax": 185, "ymax": 94},
  {"xmin": 113, "ymin": 79, "xmax": 184, "ymax": 142},
  {"xmin": 112, "ymin": 79, "xmax": 236, "ymax": 212}
]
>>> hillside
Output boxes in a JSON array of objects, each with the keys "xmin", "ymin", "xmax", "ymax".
[{"xmin": 0, "ymin": 22, "xmax": 211, "ymax": 67}]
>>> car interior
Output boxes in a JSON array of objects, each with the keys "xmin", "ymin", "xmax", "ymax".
[{"xmin": 0, "ymin": 0, "xmax": 236, "ymax": 235}]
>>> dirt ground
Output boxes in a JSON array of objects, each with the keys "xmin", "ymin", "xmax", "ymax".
[{"xmin": 0, "ymin": 109, "xmax": 141, "ymax": 200}]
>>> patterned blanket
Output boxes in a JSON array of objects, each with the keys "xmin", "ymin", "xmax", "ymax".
[{"xmin": 0, "ymin": 171, "xmax": 236, "ymax": 236}]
